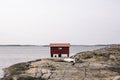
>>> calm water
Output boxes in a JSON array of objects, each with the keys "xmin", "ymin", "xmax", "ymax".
[{"xmin": 0, "ymin": 45, "xmax": 105, "ymax": 78}]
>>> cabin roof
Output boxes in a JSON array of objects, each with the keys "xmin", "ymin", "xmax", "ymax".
[{"xmin": 50, "ymin": 43, "xmax": 70, "ymax": 47}]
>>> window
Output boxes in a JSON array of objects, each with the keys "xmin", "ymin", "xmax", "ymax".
[{"xmin": 58, "ymin": 47, "xmax": 62, "ymax": 50}]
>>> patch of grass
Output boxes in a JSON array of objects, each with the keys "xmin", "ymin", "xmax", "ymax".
[
  {"xmin": 17, "ymin": 76, "xmax": 45, "ymax": 80},
  {"xmin": 5, "ymin": 62, "xmax": 30, "ymax": 76},
  {"xmin": 28, "ymin": 59, "xmax": 41, "ymax": 63},
  {"xmin": 43, "ymin": 58, "xmax": 65, "ymax": 62},
  {"xmin": 1, "ymin": 75, "xmax": 45, "ymax": 80},
  {"xmin": 107, "ymin": 67, "xmax": 120, "ymax": 74},
  {"xmin": 80, "ymin": 52, "xmax": 93, "ymax": 59},
  {"xmin": 94, "ymin": 72, "xmax": 118, "ymax": 78},
  {"xmin": 1, "ymin": 76, "xmax": 13, "ymax": 80}
]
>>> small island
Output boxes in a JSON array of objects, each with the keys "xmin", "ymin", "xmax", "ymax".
[{"xmin": 1, "ymin": 45, "xmax": 120, "ymax": 80}]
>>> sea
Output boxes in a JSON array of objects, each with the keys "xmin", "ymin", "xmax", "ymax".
[{"xmin": 0, "ymin": 45, "xmax": 106, "ymax": 78}]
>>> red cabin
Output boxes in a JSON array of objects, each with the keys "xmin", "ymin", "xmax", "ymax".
[{"xmin": 50, "ymin": 43, "xmax": 70, "ymax": 57}]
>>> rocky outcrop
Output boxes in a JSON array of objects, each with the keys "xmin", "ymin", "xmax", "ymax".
[
  {"xmin": 72, "ymin": 45, "xmax": 120, "ymax": 62},
  {"xmin": 1, "ymin": 58, "xmax": 84, "ymax": 80},
  {"xmin": 1, "ymin": 45, "xmax": 120, "ymax": 80}
]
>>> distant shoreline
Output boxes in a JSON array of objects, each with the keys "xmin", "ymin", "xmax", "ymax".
[
  {"xmin": 0, "ymin": 45, "xmax": 38, "ymax": 46},
  {"xmin": 0, "ymin": 44, "xmax": 111, "ymax": 46},
  {"xmin": 0, "ymin": 44, "xmax": 119, "ymax": 47}
]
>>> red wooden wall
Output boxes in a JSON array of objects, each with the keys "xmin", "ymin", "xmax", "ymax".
[{"xmin": 51, "ymin": 47, "xmax": 69, "ymax": 54}]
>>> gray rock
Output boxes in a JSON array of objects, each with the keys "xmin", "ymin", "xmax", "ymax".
[
  {"xmin": 113, "ymin": 76, "xmax": 120, "ymax": 80},
  {"xmin": 42, "ymin": 72, "xmax": 51, "ymax": 79}
]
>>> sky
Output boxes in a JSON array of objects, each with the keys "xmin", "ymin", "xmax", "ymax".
[{"xmin": 0, "ymin": 0, "xmax": 120, "ymax": 45}]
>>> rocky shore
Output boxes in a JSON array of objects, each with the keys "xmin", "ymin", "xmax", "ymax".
[{"xmin": 1, "ymin": 45, "xmax": 120, "ymax": 80}]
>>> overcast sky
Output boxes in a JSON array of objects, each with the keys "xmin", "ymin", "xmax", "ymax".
[{"xmin": 0, "ymin": 0, "xmax": 120, "ymax": 45}]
